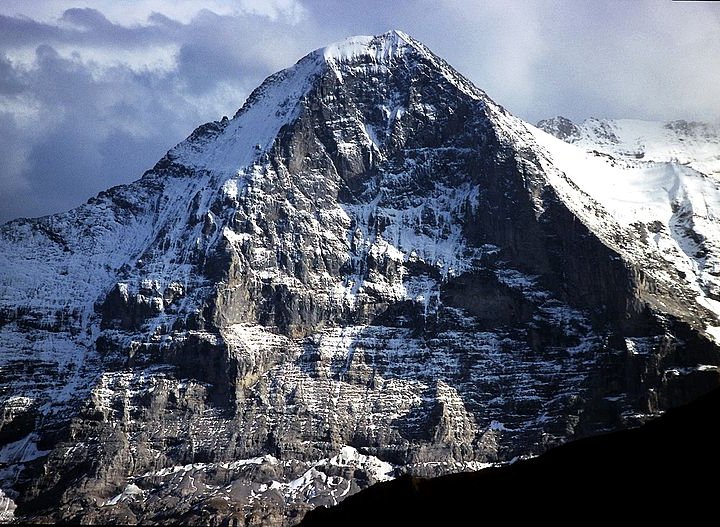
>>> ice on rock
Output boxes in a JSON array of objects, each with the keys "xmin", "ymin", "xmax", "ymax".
[{"xmin": 323, "ymin": 31, "xmax": 416, "ymax": 64}]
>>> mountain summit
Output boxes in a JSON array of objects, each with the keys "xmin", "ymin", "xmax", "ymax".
[{"xmin": 1, "ymin": 32, "xmax": 719, "ymax": 525}]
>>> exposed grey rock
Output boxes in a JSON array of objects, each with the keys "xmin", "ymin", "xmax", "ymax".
[
  {"xmin": 1, "ymin": 31, "xmax": 719, "ymax": 526},
  {"xmin": 536, "ymin": 116, "xmax": 581, "ymax": 142}
]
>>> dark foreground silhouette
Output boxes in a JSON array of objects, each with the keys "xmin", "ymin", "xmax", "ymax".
[{"xmin": 301, "ymin": 387, "xmax": 720, "ymax": 526}]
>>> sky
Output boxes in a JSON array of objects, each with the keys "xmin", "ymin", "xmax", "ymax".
[{"xmin": 0, "ymin": 0, "xmax": 719, "ymax": 224}]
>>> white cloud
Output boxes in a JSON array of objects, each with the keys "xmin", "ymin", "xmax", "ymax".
[
  {"xmin": 238, "ymin": 0, "xmax": 307, "ymax": 23},
  {"xmin": 425, "ymin": 0, "xmax": 549, "ymax": 113},
  {"xmin": 0, "ymin": 0, "xmax": 307, "ymax": 25}
]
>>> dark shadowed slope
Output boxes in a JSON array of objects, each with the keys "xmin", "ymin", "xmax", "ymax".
[{"xmin": 302, "ymin": 385, "xmax": 720, "ymax": 526}]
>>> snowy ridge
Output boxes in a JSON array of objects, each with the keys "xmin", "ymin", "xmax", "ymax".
[
  {"xmin": 528, "ymin": 120, "xmax": 720, "ymax": 337},
  {"xmin": 537, "ymin": 116, "xmax": 720, "ymax": 178},
  {"xmin": 103, "ymin": 445, "xmax": 393, "ymax": 512},
  {"xmin": 172, "ymin": 51, "xmax": 324, "ymax": 172}
]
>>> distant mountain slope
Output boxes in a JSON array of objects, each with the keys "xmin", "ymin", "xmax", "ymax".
[
  {"xmin": 532, "ymin": 118, "xmax": 720, "ymax": 340},
  {"xmin": 537, "ymin": 116, "xmax": 720, "ymax": 177}
]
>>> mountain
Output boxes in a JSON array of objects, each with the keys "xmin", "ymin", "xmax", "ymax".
[
  {"xmin": 535, "ymin": 116, "xmax": 720, "ymax": 335},
  {"xmin": 537, "ymin": 116, "xmax": 720, "ymax": 178},
  {"xmin": 300, "ymin": 384, "xmax": 720, "ymax": 526},
  {"xmin": 1, "ymin": 31, "xmax": 719, "ymax": 525}
]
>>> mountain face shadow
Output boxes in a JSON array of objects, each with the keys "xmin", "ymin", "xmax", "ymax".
[{"xmin": 300, "ymin": 385, "xmax": 720, "ymax": 525}]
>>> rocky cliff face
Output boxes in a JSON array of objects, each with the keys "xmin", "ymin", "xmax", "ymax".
[
  {"xmin": 1, "ymin": 31, "xmax": 719, "ymax": 526},
  {"xmin": 300, "ymin": 385, "xmax": 720, "ymax": 527}
]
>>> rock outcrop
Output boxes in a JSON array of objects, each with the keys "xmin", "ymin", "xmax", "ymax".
[{"xmin": 301, "ymin": 384, "xmax": 720, "ymax": 526}]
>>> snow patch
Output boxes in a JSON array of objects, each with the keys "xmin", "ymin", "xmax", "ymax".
[
  {"xmin": 0, "ymin": 434, "xmax": 50, "ymax": 464},
  {"xmin": 527, "ymin": 121, "xmax": 720, "ymax": 341},
  {"xmin": 323, "ymin": 31, "xmax": 414, "ymax": 64},
  {"xmin": 0, "ymin": 489, "xmax": 16, "ymax": 523}
]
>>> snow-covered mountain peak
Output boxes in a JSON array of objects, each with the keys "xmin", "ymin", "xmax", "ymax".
[
  {"xmin": 157, "ymin": 30, "xmax": 496, "ymax": 179},
  {"xmin": 321, "ymin": 30, "xmax": 417, "ymax": 64},
  {"xmin": 318, "ymin": 30, "xmax": 487, "ymax": 104}
]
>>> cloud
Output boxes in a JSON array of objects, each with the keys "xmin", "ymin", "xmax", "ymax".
[
  {"xmin": 0, "ymin": 43, "xmax": 200, "ymax": 222},
  {"xmin": 518, "ymin": 0, "xmax": 720, "ymax": 122},
  {"xmin": 0, "ymin": 4, "xmax": 315, "ymax": 223},
  {"xmin": 0, "ymin": 0, "xmax": 719, "ymax": 223},
  {"xmin": 0, "ymin": 54, "xmax": 26, "ymax": 94},
  {"xmin": 0, "ymin": 9, "xmax": 173, "ymax": 52},
  {"xmin": 173, "ymin": 9, "xmax": 314, "ymax": 95},
  {"xmin": 0, "ymin": 0, "xmax": 307, "ymax": 25},
  {"xmin": 0, "ymin": 111, "xmax": 29, "ymax": 192},
  {"xmin": 238, "ymin": 0, "xmax": 308, "ymax": 23}
]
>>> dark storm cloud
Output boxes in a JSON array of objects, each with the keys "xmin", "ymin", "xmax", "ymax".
[
  {"xmin": 0, "ymin": 8, "xmax": 175, "ymax": 49},
  {"xmin": 0, "ymin": 40, "xmax": 211, "ymax": 223},
  {"xmin": 0, "ymin": 7, "xmax": 316, "ymax": 223},
  {"xmin": 174, "ymin": 9, "xmax": 313, "ymax": 95},
  {"xmin": 60, "ymin": 7, "xmax": 114, "ymax": 30},
  {"xmin": 0, "ymin": 14, "xmax": 64, "ymax": 47},
  {"xmin": 0, "ymin": 111, "xmax": 27, "ymax": 199},
  {"xmin": 0, "ymin": 55, "xmax": 26, "ymax": 94}
]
